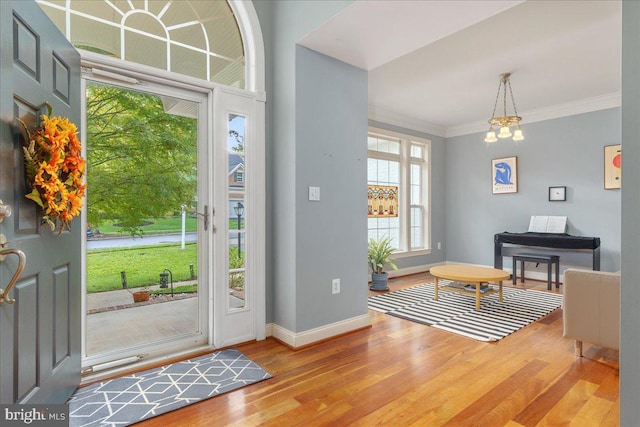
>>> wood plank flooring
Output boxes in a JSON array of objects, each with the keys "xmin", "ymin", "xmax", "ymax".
[{"xmin": 136, "ymin": 273, "xmax": 619, "ymax": 426}]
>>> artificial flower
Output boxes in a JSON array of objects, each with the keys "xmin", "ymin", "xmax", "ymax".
[{"xmin": 21, "ymin": 104, "xmax": 86, "ymax": 234}]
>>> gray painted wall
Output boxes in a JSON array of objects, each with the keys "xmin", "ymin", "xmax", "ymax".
[
  {"xmin": 368, "ymin": 120, "xmax": 447, "ymax": 270},
  {"xmin": 446, "ymin": 109, "xmax": 621, "ymax": 274},
  {"xmin": 621, "ymin": 2, "xmax": 639, "ymax": 424},
  {"xmin": 296, "ymin": 46, "xmax": 368, "ymax": 331},
  {"xmin": 255, "ymin": 1, "xmax": 637, "ymax": 420},
  {"xmin": 252, "ymin": 0, "xmax": 357, "ymax": 331}
]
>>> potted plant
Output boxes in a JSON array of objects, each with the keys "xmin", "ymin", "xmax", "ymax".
[
  {"xmin": 368, "ymin": 237, "xmax": 398, "ymax": 291},
  {"xmin": 132, "ymin": 287, "xmax": 150, "ymax": 303}
]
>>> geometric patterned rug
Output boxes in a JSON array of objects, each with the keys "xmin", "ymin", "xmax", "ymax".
[
  {"xmin": 368, "ymin": 281, "xmax": 563, "ymax": 342},
  {"xmin": 68, "ymin": 349, "xmax": 271, "ymax": 427}
]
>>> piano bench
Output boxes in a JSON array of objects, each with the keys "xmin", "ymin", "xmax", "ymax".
[{"xmin": 512, "ymin": 253, "xmax": 560, "ymax": 290}]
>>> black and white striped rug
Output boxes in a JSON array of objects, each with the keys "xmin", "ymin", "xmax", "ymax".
[{"xmin": 368, "ymin": 281, "xmax": 563, "ymax": 342}]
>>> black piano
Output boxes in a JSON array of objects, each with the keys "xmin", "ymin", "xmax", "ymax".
[{"xmin": 494, "ymin": 232, "xmax": 601, "ymax": 270}]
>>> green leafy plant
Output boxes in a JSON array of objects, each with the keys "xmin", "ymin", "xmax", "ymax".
[
  {"xmin": 229, "ymin": 248, "xmax": 245, "ymax": 290},
  {"xmin": 368, "ymin": 237, "xmax": 398, "ymax": 274}
]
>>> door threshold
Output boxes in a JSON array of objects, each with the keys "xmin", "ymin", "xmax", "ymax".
[{"xmin": 80, "ymin": 345, "xmax": 217, "ymax": 385}]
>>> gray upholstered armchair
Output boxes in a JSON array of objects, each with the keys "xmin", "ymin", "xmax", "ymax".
[{"xmin": 562, "ymin": 268, "xmax": 620, "ymax": 357}]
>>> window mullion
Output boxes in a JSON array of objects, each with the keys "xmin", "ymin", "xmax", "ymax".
[{"xmin": 400, "ymin": 138, "xmax": 410, "ymax": 253}]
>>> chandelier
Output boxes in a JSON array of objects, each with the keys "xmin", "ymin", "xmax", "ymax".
[{"xmin": 484, "ymin": 73, "xmax": 524, "ymax": 143}]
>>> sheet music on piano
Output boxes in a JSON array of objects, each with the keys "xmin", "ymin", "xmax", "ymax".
[{"xmin": 528, "ymin": 216, "xmax": 567, "ymax": 233}]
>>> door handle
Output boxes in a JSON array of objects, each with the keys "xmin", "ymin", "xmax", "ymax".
[
  {"xmin": 196, "ymin": 205, "xmax": 217, "ymax": 233},
  {"xmin": 0, "ymin": 248, "xmax": 26, "ymax": 304},
  {"xmin": 195, "ymin": 205, "xmax": 213, "ymax": 232}
]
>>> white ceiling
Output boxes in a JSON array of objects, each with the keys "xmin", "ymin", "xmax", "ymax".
[{"xmin": 298, "ymin": 0, "xmax": 621, "ymax": 138}]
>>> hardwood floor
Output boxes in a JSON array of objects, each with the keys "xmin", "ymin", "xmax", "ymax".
[{"xmin": 137, "ymin": 273, "xmax": 619, "ymax": 426}]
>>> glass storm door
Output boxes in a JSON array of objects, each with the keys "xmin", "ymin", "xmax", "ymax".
[{"xmin": 82, "ymin": 77, "xmax": 209, "ymax": 371}]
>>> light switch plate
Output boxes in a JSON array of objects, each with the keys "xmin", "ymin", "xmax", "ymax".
[{"xmin": 309, "ymin": 186, "xmax": 320, "ymax": 201}]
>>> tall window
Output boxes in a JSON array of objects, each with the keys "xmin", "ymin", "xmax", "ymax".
[{"xmin": 368, "ymin": 128, "xmax": 430, "ymax": 254}]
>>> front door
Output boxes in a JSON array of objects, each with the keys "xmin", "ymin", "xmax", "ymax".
[{"xmin": 0, "ymin": 0, "xmax": 81, "ymax": 404}]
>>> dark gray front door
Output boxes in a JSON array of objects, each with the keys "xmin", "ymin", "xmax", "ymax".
[{"xmin": 0, "ymin": 0, "xmax": 81, "ymax": 404}]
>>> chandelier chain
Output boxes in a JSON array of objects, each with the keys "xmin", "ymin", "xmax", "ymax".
[
  {"xmin": 503, "ymin": 81, "xmax": 508, "ymax": 118},
  {"xmin": 507, "ymin": 79, "xmax": 519, "ymax": 118},
  {"xmin": 489, "ymin": 81, "xmax": 501, "ymax": 124}
]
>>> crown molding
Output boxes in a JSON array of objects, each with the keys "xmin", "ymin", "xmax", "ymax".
[
  {"xmin": 370, "ymin": 93, "xmax": 620, "ymax": 139},
  {"xmin": 368, "ymin": 105, "xmax": 447, "ymax": 137},
  {"xmin": 446, "ymin": 92, "xmax": 621, "ymax": 138}
]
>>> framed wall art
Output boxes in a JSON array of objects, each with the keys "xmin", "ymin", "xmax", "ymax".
[
  {"xmin": 549, "ymin": 186, "xmax": 566, "ymax": 201},
  {"xmin": 604, "ymin": 144, "xmax": 621, "ymax": 189},
  {"xmin": 492, "ymin": 156, "xmax": 518, "ymax": 194}
]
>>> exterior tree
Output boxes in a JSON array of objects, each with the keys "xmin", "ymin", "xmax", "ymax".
[{"xmin": 86, "ymin": 82, "xmax": 197, "ymax": 235}]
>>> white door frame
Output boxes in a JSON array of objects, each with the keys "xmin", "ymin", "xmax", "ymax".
[{"xmin": 79, "ymin": 51, "xmax": 265, "ymax": 373}]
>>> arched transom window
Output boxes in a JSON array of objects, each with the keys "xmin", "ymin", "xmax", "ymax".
[{"xmin": 37, "ymin": 0, "xmax": 245, "ymax": 88}]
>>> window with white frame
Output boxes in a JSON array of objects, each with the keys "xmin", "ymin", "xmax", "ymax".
[
  {"xmin": 36, "ymin": 0, "xmax": 246, "ymax": 88},
  {"xmin": 368, "ymin": 129, "xmax": 430, "ymax": 254}
]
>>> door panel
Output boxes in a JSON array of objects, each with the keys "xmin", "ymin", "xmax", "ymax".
[
  {"xmin": 214, "ymin": 90, "xmax": 261, "ymax": 347},
  {"xmin": 0, "ymin": 0, "xmax": 81, "ymax": 404}
]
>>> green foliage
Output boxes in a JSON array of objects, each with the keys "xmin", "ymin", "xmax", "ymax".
[
  {"xmin": 368, "ymin": 237, "xmax": 398, "ymax": 274},
  {"xmin": 229, "ymin": 129, "xmax": 244, "ymax": 153},
  {"xmin": 85, "ymin": 82, "xmax": 198, "ymax": 235},
  {"xmin": 229, "ymin": 249, "xmax": 245, "ymax": 290}
]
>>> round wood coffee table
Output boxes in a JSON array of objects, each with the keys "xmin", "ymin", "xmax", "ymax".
[{"xmin": 430, "ymin": 265, "xmax": 511, "ymax": 310}]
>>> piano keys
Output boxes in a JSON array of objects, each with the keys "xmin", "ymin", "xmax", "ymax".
[{"xmin": 494, "ymin": 232, "xmax": 600, "ymax": 271}]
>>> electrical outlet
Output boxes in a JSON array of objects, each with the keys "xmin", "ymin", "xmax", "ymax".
[
  {"xmin": 332, "ymin": 278, "xmax": 340, "ymax": 294},
  {"xmin": 437, "ymin": 242, "xmax": 442, "ymax": 250}
]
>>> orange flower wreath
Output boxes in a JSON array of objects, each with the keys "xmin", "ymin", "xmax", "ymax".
[{"xmin": 21, "ymin": 105, "xmax": 86, "ymax": 234}]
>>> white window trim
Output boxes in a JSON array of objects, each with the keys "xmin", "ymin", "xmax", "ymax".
[{"xmin": 368, "ymin": 127, "xmax": 431, "ymax": 256}]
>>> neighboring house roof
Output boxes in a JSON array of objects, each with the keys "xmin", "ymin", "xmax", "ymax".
[{"xmin": 229, "ymin": 153, "xmax": 244, "ymax": 175}]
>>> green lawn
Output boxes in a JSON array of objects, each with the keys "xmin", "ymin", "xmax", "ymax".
[
  {"xmin": 93, "ymin": 216, "xmax": 243, "ymax": 235},
  {"xmin": 87, "ymin": 243, "xmax": 198, "ymax": 292},
  {"xmin": 87, "ymin": 244, "xmax": 245, "ymax": 293},
  {"xmin": 95, "ymin": 217, "xmax": 198, "ymax": 235}
]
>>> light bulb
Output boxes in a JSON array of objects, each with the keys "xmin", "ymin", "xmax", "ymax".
[
  {"xmin": 484, "ymin": 131, "xmax": 497, "ymax": 143},
  {"xmin": 513, "ymin": 128, "xmax": 524, "ymax": 141},
  {"xmin": 498, "ymin": 126, "xmax": 512, "ymax": 139}
]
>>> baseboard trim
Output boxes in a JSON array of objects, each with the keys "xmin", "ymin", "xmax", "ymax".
[
  {"xmin": 388, "ymin": 264, "xmax": 426, "ymax": 278},
  {"xmin": 385, "ymin": 262, "xmax": 445, "ymax": 279},
  {"xmin": 267, "ymin": 313, "xmax": 371, "ymax": 349}
]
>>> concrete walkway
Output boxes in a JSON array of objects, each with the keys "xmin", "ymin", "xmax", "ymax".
[
  {"xmin": 86, "ymin": 289, "xmax": 135, "ymax": 312},
  {"xmin": 85, "ymin": 283, "xmax": 244, "ymax": 355},
  {"xmin": 86, "ymin": 284, "xmax": 195, "ymax": 313},
  {"xmin": 86, "ymin": 298, "xmax": 198, "ymax": 355},
  {"xmin": 85, "ymin": 285, "xmax": 198, "ymax": 355}
]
